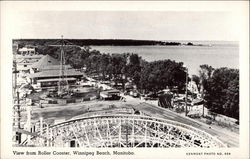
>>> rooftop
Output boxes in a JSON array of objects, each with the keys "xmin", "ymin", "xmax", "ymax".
[
  {"xmin": 40, "ymin": 65, "xmax": 72, "ymax": 71},
  {"xmin": 29, "ymin": 69, "xmax": 84, "ymax": 78},
  {"xmin": 17, "ymin": 58, "xmax": 40, "ymax": 64},
  {"xmin": 31, "ymin": 54, "xmax": 60, "ymax": 69},
  {"xmin": 15, "ymin": 54, "xmax": 43, "ymax": 58},
  {"xmin": 18, "ymin": 47, "xmax": 36, "ymax": 52},
  {"xmin": 37, "ymin": 77, "xmax": 77, "ymax": 83},
  {"xmin": 100, "ymin": 89, "xmax": 120, "ymax": 95}
]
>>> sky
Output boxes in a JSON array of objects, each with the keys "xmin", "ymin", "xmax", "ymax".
[{"xmin": 13, "ymin": 11, "xmax": 239, "ymax": 41}]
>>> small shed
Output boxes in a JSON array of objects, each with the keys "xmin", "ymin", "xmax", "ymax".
[{"xmin": 100, "ymin": 89, "xmax": 120, "ymax": 100}]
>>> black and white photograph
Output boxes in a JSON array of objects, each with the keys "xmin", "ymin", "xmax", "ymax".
[{"xmin": 1, "ymin": 1, "xmax": 249, "ymax": 159}]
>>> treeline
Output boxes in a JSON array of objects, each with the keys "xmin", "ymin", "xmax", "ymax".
[
  {"xmin": 36, "ymin": 45, "xmax": 186, "ymax": 93},
  {"xmin": 13, "ymin": 39, "xmax": 181, "ymax": 47},
  {"xmin": 197, "ymin": 65, "xmax": 239, "ymax": 120}
]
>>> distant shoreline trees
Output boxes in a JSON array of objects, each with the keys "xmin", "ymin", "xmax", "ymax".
[{"xmin": 14, "ymin": 39, "xmax": 182, "ymax": 46}]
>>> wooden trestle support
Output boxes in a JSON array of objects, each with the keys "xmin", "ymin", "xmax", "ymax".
[{"xmin": 29, "ymin": 114, "xmax": 226, "ymax": 148}]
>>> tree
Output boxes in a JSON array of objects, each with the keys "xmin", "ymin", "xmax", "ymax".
[
  {"xmin": 109, "ymin": 54, "xmax": 127, "ymax": 83},
  {"xmin": 224, "ymin": 77, "xmax": 239, "ymax": 119},
  {"xmin": 64, "ymin": 46, "xmax": 82, "ymax": 68},
  {"xmin": 192, "ymin": 75, "xmax": 200, "ymax": 91},
  {"xmin": 138, "ymin": 60, "xmax": 186, "ymax": 93},
  {"xmin": 99, "ymin": 54, "xmax": 111, "ymax": 80},
  {"xmin": 199, "ymin": 64, "xmax": 214, "ymax": 97},
  {"xmin": 36, "ymin": 45, "xmax": 60, "ymax": 58},
  {"xmin": 204, "ymin": 68, "xmax": 239, "ymax": 119},
  {"xmin": 126, "ymin": 53, "xmax": 141, "ymax": 83}
]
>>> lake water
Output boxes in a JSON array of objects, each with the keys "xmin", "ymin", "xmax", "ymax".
[{"xmin": 91, "ymin": 41, "xmax": 239, "ymax": 75}]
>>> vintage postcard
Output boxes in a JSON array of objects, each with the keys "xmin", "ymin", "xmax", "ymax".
[{"xmin": 0, "ymin": 1, "xmax": 249, "ymax": 159}]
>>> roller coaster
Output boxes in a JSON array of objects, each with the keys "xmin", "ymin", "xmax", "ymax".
[{"xmin": 25, "ymin": 112, "xmax": 225, "ymax": 148}]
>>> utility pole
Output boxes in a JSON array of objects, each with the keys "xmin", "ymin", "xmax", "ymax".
[
  {"xmin": 26, "ymin": 105, "xmax": 31, "ymax": 144},
  {"xmin": 185, "ymin": 67, "xmax": 188, "ymax": 116},
  {"xmin": 202, "ymin": 90, "xmax": 205, "ymax": 117}
]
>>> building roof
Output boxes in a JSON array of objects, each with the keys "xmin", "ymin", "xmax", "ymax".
[
  {"xmin": 18, "ymin": 47, "xmax": 35, "ymax": 52},
  {"xmin": 31, "ymin": 55, "xmax": 60, "ymax": 69},
  {"xmin": 17, "ymin": 58, "xmax": 40, "ymax": 64},
  {"xmin": 29, "ymin": 69, "xmax": 84, "ymax": 78},
  {"xmin": 192, "ymin": 98, "xmax": 204, "ymax": 105},
  {"xmin": 15, "ymin": 54, "xmax": 43, "ymax": 59},
  {"xmin": 15, "ymin": 55, "xmax": 43, "ymax": 64},
  {"xmin": 17, "ymin": 62, "xmax": 33, "ymax": 66},
  {"xmin": 40, "ymin": 65, "xmax": 72, "ymax": 71},
  {"xmin": 37, "ymin": 77, "xmax": 76, "ymax": 83},
  {"xmin": 100, "ymin": 89, "xmax": 120, "ymax": 95}
]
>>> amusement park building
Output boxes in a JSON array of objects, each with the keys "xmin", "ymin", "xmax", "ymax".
[
  {"xmin": 100, "ymin": 89, "xmax": 121, "ymax": 100},
  {"xmin": 30, "ymin": 54, "xmax": 60, "ymax": 72},
  {"xmin": 18, "ymin": 47, "xmax": 36, "ymax": 55},
  {"xmin": 15, "ymin": 55, "xmax": 43, "ymax": 72},
  {"xmin": 28, "ymin": 54, "xmax": 84, "ymax": 88}
]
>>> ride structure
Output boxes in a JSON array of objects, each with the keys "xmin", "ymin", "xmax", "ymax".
[
  {"xmin": 26, "ymin": 113, "xmax": 226, "ymax": 148},
  {"xmin": 47, "ymin": 36, "xmax": 80, "ymax": 98},
  {"xmin": 57, "ymin": 35, "xmax": 68, "ymax": 96}
]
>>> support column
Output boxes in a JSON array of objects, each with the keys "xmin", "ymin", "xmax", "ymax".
[
  {"xmin": 39, "ymin": 117, "xmax": 43, "ymax": 145},
  {"xmin": 26, "ymin": 105, "xmax": 31, "ymax": 144}
]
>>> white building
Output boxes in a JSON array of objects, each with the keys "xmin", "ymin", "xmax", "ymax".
[
  {"xmin": 18, "ymin": 47, "xmax": 36, "ymax": 55},
  {"xmin": 15, "ymin": 55, "xmax": 43, "ymax": 73}
]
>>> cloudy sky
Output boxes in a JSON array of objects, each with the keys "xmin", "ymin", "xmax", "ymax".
[{"xmin": 11, "ymin": 11, "xmax": 239, "ymax": 41}]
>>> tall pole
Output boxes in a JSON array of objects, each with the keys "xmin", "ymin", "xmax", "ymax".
[
  {"xmin": 58, "ymin": 35, "xmax": 65, "ymax": 95},
  {"xmin": 40, "ymin": 117, "xmax": 43, "ymax": 145},
  {"xmin": 58, "ymin": 35, "xmax": 69, "ymax": 95},
  {"xmin": 26, "ymin": 105, "xmax": 31, "ymax": 144},
  {"xmin": 185, "ymin": 68, "xmax": 188, "ymax": 116},
  {"xmin": 202, "ymin": 90, "xmax": 205, "ymax": 117}
]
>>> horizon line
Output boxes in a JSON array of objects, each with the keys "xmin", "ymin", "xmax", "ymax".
[{"xmin": 13, "ymin": 38, "xmax": 238, "ymax": 42}]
